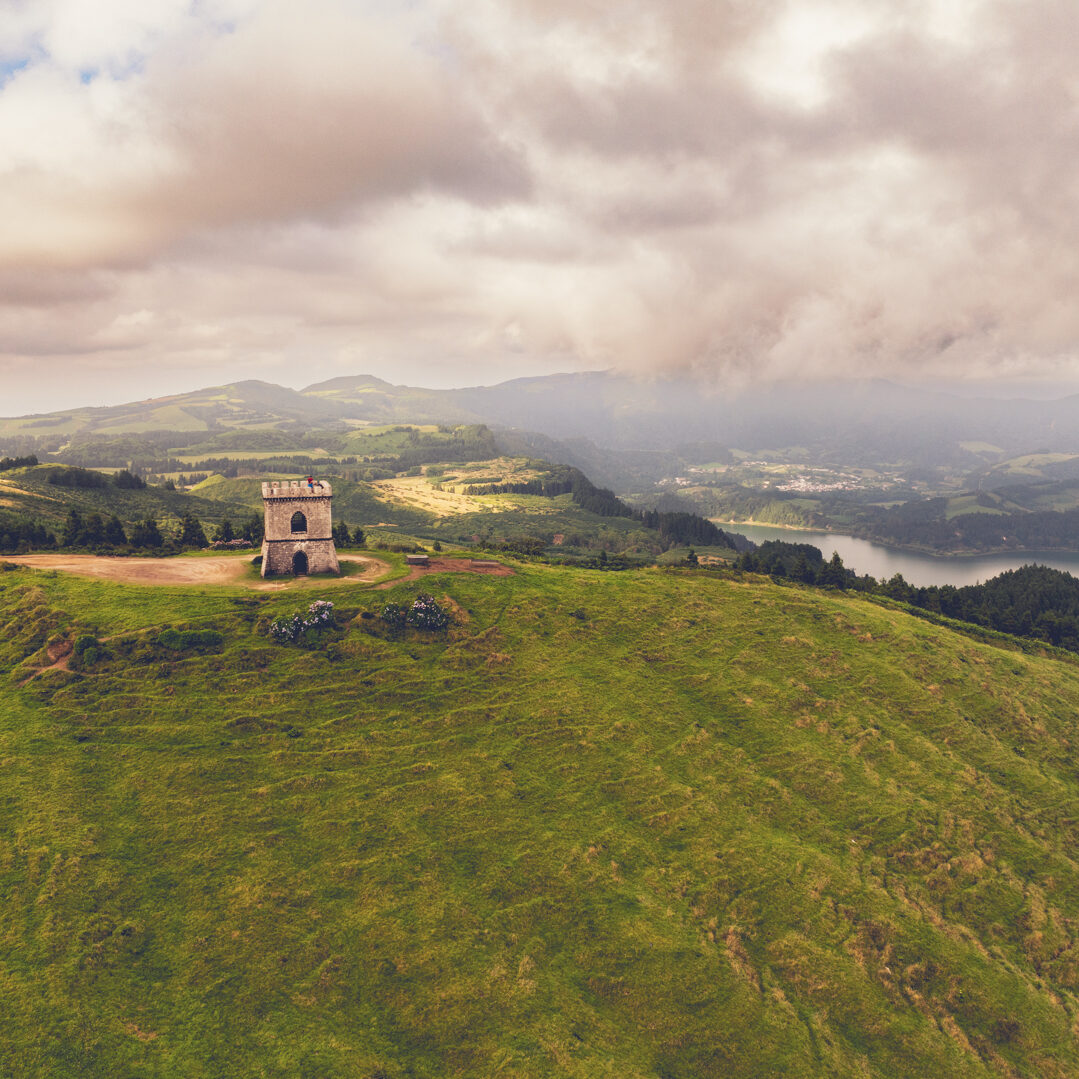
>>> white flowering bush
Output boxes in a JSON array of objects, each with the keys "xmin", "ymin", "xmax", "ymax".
[
  {"xmin": 269, "ymin": 600, "xmax": 336, "ymax": 644},
  {"xmin": 378, "ymin": 594, "xmax": 449, "ymax": 632},
  {"xmin": 405, "ymin": 593, "xmax": 449, "ymax": 631}
]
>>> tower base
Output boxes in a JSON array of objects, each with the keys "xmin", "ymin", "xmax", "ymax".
[{"xmin": 261, "ymin": 538, "xmax": 340, "ymax": 577}]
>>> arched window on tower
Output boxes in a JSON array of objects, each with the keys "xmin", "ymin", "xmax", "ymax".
[{"xmin": 290, "ymin": 511, "xmax": 307, "ymax": 534}]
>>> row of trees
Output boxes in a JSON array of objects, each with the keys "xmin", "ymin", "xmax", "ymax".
[
  {"xmin": 206, "ymin": 515, "xmax": 264, "ymax": 545},
  {"xmin": 735, "ymin": 541, "xmax": 854, "ymax": 588},
  {"xmin": 0, "ymin": 455, "xmax": 38, "ymax": 472},
  {"xmin": 48, "ymin": 511, "xmax": 365, "ymax": 553},
  {"xmin": 61, "ymin": 510, "xmax": 163, "ymax": 549},
  {"xmin": 63, "ymin": 511, "xmax": 267, "ymax": 552},
  {"xmin": 0, "ymin": 517, "xmax": 55, "ymax": 552},
  {"xmin": 46, "ymin": 467, "xmax": 146, "ymax": 490},
  {"xmin": 0, "ymin": 508, "xmax": 369, "ymax": 554},
  {"xmin": 331, "ymin": 521, "xmax": 365, "ymax": 547}
]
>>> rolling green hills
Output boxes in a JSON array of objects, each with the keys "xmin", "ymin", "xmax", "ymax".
[
  {"xmin": 0, "ymin": 465, "xmax": 254, "ymax": 531},
  {"xmin": 13, "ymin": 373, "xmax": 1079, "ymax": 555},
  {"xmin": 0, "ymin": 381, "xmax": 345, "ymax": 441},
  {"xmin": 4, "ymin": 560, "xmax": 1079, "ymax": 1076},
  {"xmin": 0, "ymin": 456, "xmax": 741, "ymax": 562}
]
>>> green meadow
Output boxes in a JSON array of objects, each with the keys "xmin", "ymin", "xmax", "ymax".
[{"xmin": 4, "ymin": 561, "xmax": 1079, "ymax": 1076}]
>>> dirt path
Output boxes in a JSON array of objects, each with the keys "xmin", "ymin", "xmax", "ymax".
[
  {"xmin": 17, "ymin": 626, "xmax": 154, "ymax": 686},
  {"xmin": 2, "ymin": 553, "xmax": 391, "ymax": 589},
  {"xmin": 375, "ymin": 557, "xmax": 514, "ymax": 589},
  {"xmin": 18, "ymin": 637, "xmax": 74, "ymax": 686}
]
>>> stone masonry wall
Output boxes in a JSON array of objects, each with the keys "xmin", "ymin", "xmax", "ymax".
[{"xmin": 261, "ymin": 480, "xmax": 340, "ymax": 577}]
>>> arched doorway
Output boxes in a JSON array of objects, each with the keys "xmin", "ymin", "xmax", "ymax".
[
  {"xmin": 290, "ymin": 511, "xmax": 307, "ymax": 533},
  {"xmin": 292, "ymin": 550, "xmax": 308, "ymax": 576}
]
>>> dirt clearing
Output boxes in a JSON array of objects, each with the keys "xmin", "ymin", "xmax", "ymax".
[
  {"xmin": 3, "ymin": 553, "xmax": 391, "ymax": 589},
  {"xmin": 376, "ymin": 557, "xmax": 514, "ymax": 588}
]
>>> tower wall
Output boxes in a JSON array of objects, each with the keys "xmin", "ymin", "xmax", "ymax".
[{"xmin": 260, "ymin": 480, "xmax": 340, "ymax": 577}]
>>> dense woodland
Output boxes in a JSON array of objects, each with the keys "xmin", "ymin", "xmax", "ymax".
[{"xmin": 858, "ymin": 501, "xmax": 1079, "ymax": 553}]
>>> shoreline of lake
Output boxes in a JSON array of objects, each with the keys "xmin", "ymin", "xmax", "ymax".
[
  {"xmin": 714, "ymin": 521, "xmax": 1079, "ymax": 588},
  {"xmin": 716, "ymin": 519, "xmax": 1079, "ymax": 559}
]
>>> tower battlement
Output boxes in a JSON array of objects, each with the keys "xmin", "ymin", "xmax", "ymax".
[
  {"xmin": 262, "ymin": 480, "xmax": 334, "ymax": 498},
  {"xmin": 260, "ymin": 477, "xmax": 340, "ymax": 577}
]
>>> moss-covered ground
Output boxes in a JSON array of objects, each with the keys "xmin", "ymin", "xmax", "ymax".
[{"xmin": 3, "ymin": 563, "xmax": 1079, "ymax": 1076}]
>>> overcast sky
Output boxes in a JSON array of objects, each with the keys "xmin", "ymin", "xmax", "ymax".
[{"xmin": 3, "ymin": 0, "xmax": 1079, "ymax": 414}]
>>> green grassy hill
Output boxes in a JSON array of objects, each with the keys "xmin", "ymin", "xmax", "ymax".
[
  {"xmin": 0, "ymin": 466, "xmax": 254, "ymax": 531},
  {"xmin": 191, "ymin": 474, "xmax": 433, "ymax": 535},
  {"xmin": 4, "ymin": 562, "xmax": 1079, "ymax": 1076},
  {"xmin": 0, "ymin": 380, "xmax": 345, "ymax": 440}
]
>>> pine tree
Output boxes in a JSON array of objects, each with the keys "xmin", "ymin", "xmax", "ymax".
[
  {"xmin": 131, "ymin": 518, "xmax": 163, "ymax": 549},
  {"xmin": 105, "ymin": 516, "xmax": 127, "ymax": 546},
  {"xmin": 242, "ymin": 514, "xmax": 264, "ymax": 544},
  {"xmin": 62, "ymin": 509, "xmax": 84, "ymax": 547},
  {"xmin": 180, "ymin": 514, "xmax": 208, "ymax": 548},
  {"xmin": 83, "ymin": 513, "xmax": 105, "ymax": 546}
]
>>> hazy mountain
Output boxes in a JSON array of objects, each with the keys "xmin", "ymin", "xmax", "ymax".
[
  {"xmin": 7, "ymin": 372, "xmax": 1079, "ymax": 470},
  {"xmin": 0, "ymin": 380, "xmax": 347, "ymax": 441},
  {"xmin": 304, "ymin": 373, "xmax": 1079, "ymax": 463}
]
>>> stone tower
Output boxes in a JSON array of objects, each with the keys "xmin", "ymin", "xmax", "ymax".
[{"xmin": 261, "ymin": 479, "xmax": 340, "ymax": 577}]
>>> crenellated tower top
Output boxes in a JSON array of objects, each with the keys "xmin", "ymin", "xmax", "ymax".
[{"xmin": 262, "ymin": 479, "xmax": 333, "ymax": 498}]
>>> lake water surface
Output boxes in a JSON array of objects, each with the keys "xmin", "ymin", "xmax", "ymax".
[{"xmin": 722, "ymin": 523, "xmax": 1079, "ymax": 588}]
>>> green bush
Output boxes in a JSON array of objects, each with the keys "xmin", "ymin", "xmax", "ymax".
[
  {"xmin": 73, "ymin": 634, "xmax": 100, "ymax": 656},
  {"xmin": 70, "ymin": 634, "xmax": 103, "ymax": 670},
  {"xmin": 379, "ymin": 603, "xmax": 407, "ymax": 628}
]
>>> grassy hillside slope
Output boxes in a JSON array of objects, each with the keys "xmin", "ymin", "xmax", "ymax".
[
  {"xmin": 0, "ymin": 466, "xmax": 255, "ymax": 530},
  {"xmin": 3, "ymin": 564, "xmax": 1079, "ymax": 1076},
  {"xmin": 0, "ymin": 381, "xmax": 344, "ymax": 440}
]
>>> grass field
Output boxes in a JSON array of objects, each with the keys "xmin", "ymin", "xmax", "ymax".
[
  {"xmin": 369, "ymin": 476, "xmax": 492, "ymax": 517},
  {"xmin": 0, "ymin": 466, "xmax": 255, "ymax": 531},
  {"xmin": 4, "ymin": 561, "xmax": 1079, "ymax": 1075}
]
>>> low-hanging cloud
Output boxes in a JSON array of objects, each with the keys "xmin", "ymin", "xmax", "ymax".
[{"xmin": 3, "ymin": 0, "xmax": 1079, "ymax": 413}]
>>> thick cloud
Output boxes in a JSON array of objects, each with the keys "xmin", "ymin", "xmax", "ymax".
[{"xmin": 2, "ymin": 0, "xmax": 1079, "ymax": 413}]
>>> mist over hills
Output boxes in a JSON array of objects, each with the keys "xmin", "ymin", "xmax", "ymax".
[{"xmin": 7, "ymin": 373, "xmax": 1079, "ymax": 470}]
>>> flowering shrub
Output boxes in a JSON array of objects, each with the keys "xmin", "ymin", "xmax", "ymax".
[
  {"xmin": 269, "ymin": 600, "xmax": 336, "ymax": 644},
  {"xmin": 378, "ymin": 594, "xmax": 449, "ymax": 632},
  {"xmin": 406, "ymin": 593, "xmax": 449, "ymax": 630}
]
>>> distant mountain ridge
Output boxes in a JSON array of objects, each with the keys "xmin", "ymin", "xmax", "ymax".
[{"xmin": 6, "ymin": 372, "xmax": 1079, "ymax": 465}]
